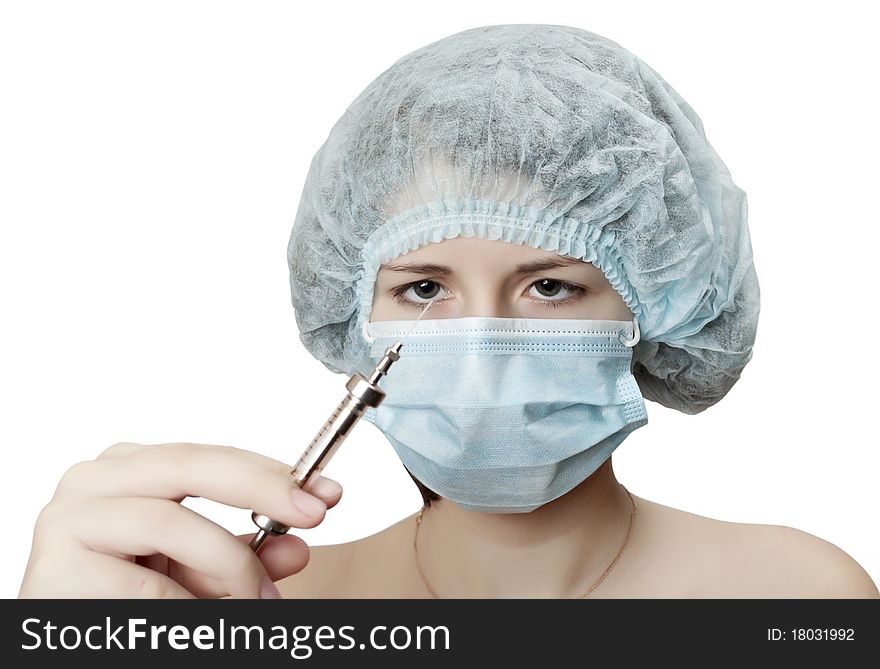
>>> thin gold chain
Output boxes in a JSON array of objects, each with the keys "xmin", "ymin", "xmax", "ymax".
[{"xmin": 413, "ymin": 485, "xmax": 638, "ymax": 599}]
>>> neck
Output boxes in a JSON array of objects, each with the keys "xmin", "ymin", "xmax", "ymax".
[{"xmin": 414, "ymin": 458, "xmax": 635, "ymax": 598}]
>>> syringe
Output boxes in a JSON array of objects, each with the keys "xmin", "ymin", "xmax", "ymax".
[{"xmin": 248, "ymin": 299, "xmax": 436, "ymax": 553}]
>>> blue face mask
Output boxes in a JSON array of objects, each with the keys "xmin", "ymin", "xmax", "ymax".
[{"xmin": 361, "ymin": 315, "xmax": 649, "ymax": 514}]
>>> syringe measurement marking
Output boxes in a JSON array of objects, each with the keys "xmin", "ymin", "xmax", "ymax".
[{"xmin": 291, "ymin": 397, "xmax": 349, "ymax": 477}]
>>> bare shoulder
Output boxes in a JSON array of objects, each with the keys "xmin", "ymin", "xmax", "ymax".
[
  {"xmin": 274, "ymin": 541, "xmax": 358, "ymax": 599},
  {"xmin": 740, "ymin": 522, "xmax": 880, "ymax": 598},
  {"xmin": 274, "ymin": 498, "xmax": 880, "ymax": 599},
  {"xmin": 633, "ymin": 496, "xmax": 879, "ymax": 598}
]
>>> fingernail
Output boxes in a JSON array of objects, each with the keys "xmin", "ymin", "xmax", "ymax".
[
  {"xmin": 309, "ymin": 477, "xmax": 342, "ymax": 498},
  {"xmin": 260, "ymin": 574, "xmax": 282, "ymax": 600},
  {"xmin": 291, "ymin": 486, "xmax": 327, "ymax": 518}
]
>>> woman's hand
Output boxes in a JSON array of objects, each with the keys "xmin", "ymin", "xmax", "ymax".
[{"xmin": 18, "ymin": 442, "xmax": 342, "ymax": 599}]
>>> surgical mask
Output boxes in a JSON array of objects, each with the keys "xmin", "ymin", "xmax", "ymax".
[{"xmin": 361, "ymin": 315, "xmax": 649, "ymax": 514}]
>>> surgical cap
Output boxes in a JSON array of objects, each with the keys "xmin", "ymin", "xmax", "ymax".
[{"xmin": 287, "ymin": 23, "xmax": 760, "ymax": 415}]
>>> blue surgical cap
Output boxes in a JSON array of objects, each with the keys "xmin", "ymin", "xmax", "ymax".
[{"xmin": 287, "ymin": 24, "xmax": 760, "ymax": 415}]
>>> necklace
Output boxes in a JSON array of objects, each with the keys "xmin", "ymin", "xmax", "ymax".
[{"xmin": 413, "ymin": 485, "xmax": 638, "ymax": 599}]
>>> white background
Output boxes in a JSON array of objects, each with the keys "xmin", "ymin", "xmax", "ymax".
[{"xmin": 1, "ymin": 1, "xmax": 877, "ymax": 597}]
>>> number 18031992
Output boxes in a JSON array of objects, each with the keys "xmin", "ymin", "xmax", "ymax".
[{"xmin": 767, "ymin": 628, "xmax": 855, "ymax": 641}]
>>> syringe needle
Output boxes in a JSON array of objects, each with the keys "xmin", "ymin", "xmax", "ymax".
[
  {"xmin": 367, "ymin": 299, "xmax": 436, "ymax": 386},
  {"xmin": 398, "ymin": 298, "xmax": 437, "ymax": 345}
]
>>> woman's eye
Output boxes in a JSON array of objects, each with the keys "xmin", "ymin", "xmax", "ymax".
[
  {"xmin": 392, "ymin": 280, "xmax": 450, "ymax": 307},
  {"xmin": 528, "ymin": 279, "xmax": 584, "ymax": 302},
  {"xmin": 390, "ymin": 278, "xmax": 585, "ymax": 310}
]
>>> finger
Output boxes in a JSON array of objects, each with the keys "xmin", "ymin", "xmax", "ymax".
[
  {"xmin": 95, "ymin": 442, "xmax": 149, "ymax": 460},
  {"xmin": 41, "ymin": 542, "xmax": 196, "ymax": 599},
  {"xmin": 55, "ymin": 443, "xmax": 330, "ymax": 531},
  {"xmin": 67, "ymin": 496, "xmax": 273, "ymax": 599},
  {"xmin": 93, "ymin": 552, "xmax": 198, "ymax": 599},
  {"xmin": 236, "ymin": 533, "xmax": 310, "ymax": 581},
  {"xmin": 158, "ymin": 533, "xmax": 311, "ymax": 599},
  {"xmin": 159, "ymin": 443, "xmax": 344, "ymax": 508},
  {"xmin": 301, "ymin": 475, "xmax": 343, "ymax": 509},
  {"xmin": 95, "ymin": 443, "xmax": 201, "ymax": 504},
  {"xmin": 95, "ymin": 441, "xmax": 204, "ymax": 502},
  {"xmin": 96, "ymin": 442, "xmax": 341, "ymax": 507},
  {"xmin": 134, "ymin": 553, "xmax": 232, "ymax": 600},
  {"xmin": 155, "ymin": 443, "xmax": 345, "ymax": 508}
]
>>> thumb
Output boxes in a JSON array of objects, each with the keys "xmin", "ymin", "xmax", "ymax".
[{"xmin": 235, "ymin": 532, "xmax": 311, "ymax": 583}]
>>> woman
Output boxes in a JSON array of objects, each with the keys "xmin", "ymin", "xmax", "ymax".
[
  {"xmin": 276, "ymin": 233, "xmax": 877, "ymax": 598},
  {"xmin": 19, "ymin": 24, "xmax": 878, "ymax": 598}
]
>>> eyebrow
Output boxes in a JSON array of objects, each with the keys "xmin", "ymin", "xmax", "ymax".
[{"xmin": 379, "ymin": 257, "xmax": 584, "ymax": 276}]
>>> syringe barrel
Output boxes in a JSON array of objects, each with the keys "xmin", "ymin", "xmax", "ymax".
[{"xmin": 290, "ymin": 372, "xmax": 385, "ymax": 489}]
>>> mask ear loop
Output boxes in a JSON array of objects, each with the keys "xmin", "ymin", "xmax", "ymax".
[
  {"xmin": 618, "ymin": 315, "xmax": 641, "ymax": 347},
  {"xmin": 362, "ymin": 317, "xmax": 376, "ymax": 344}
]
